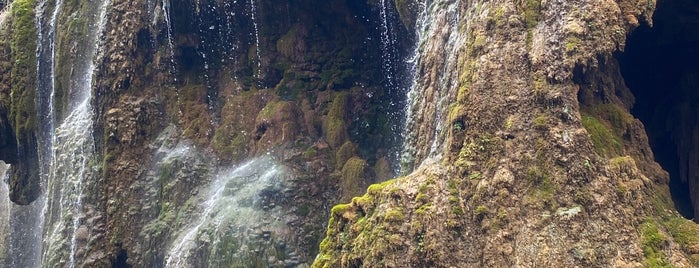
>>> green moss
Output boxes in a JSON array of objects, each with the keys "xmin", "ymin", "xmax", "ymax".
[
  {"xmin": 593, "ymin": 104, "xmax": 633, "ymax": 136},
  {"xmin": 415, "ymin": 192, "xmax": 429, "ymax": 204},
  {"xmin": 525, "ymin": 165, "xmax": 555, "ymax": 205},
  {"xmin": 415, "ymin": 203, "xmax": 432, "ymax": 215},
  {"xmin": 335, "ymin": 141, "xmax": 357, "ymax": 170},
  {"xmin": 533, "ymin": 114, "xmax": 548, "ymax": 130},
  {"xmin": 303, "ymin": 146, "xmax": 317, "ymax": 158},
  {"xmin": 323, "ymin": 93, "xmax": 349, "ymax": 148},
  {"xmin": 468, "ymin": 172, "xmax": 482, "ymax": 180},
  {"xmin": 565, "ymin": 36, "xmax": 582, "ymax": 53},
  {"xmin": 367, "ymin": 178, "xmax": 397, "ymax": 195},
  {"xmin": 474, "ymin": 205, "xmax": 488, "ymax": 218},
  {"xmin": 640, "ymin": 220, "xmax": 671, "ymax": 267},
  {"xmin": 524, "ymin": 0, "xmax": 541, "ymax": 47},
  {"xmin": 384, "ymin": 208, "xmax": 405, "ymax": 223},
  {"xmin": 340, "ymin": 157, "xmax": 368, "ymax": 202},
  {"xmin": 256, "ymin": 100, "xmax": 279, "ymax": 121},
  {"xmin": 9, "ymin": 0, "xmax": 38, "ymax": 139},
  {"xmin": 525, "ymin": 0, "xmax": 541, "ymax": 29},
  {"xmin": 662, "ymin": 216, "xmax": 699, "ymax": 265},
  {"xmin": 581, "ymin": 114, "xmax": 623, "ymax": 157},
  {"xmin": 473, "ymin": 34, "xmax": 487, "ymax": 51},
  {"xmin": 331, "ymin": 203, "xmax": 352, "ymax": 216},
  {"xmin": 505, "ymin": 116, "xmax": 514, "ymax": 130}
]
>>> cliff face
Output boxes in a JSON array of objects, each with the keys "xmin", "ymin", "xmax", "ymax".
[
  {"xmin": 0, "ymin": 0, "xmax": 413, "ymax": 267},
  {"xmin": 316, "ymin": 0, "xmax": 699, "ymax": 267},
  {"xmin": 0, "ymin": 0, "xmax": 697, "ymax": 267}
]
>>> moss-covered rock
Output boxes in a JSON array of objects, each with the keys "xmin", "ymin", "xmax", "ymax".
[
  {"xmin": 340, "ymin": 157, "xmax": 370, "ymax": 203},
  {"xmin": 323, "ymin": 92, "xmax": 349, "ymax": 149},
  {"xmin": 334, "ymin": 141, "xmax": 357, "ymax": 170},
  {"xmin": 581, "ymin": 113, "xmax": 623, "ymax": 157},
  {"xmin": 7, "ymin": 0, "xmax": 40, "ymax": 205}
]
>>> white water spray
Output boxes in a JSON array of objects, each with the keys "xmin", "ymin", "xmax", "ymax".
[
  {"xmin": 41, "ymin": 0, "xmax": 110, "ymax": 266},
  {"xmin": 401, "ymin": 0, "xmax": 465, "ymax": 171},
  {"xmin": 165, "ymin": 156, "xmax": 288, "ymax": 267},
  {"xmin": 249, "ymin": 0, "xmax": 262, "ymax": 84}
]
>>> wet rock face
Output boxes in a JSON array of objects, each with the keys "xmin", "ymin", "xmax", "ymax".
[
  {"xmin": 5, "ymin": 0, "xmax": 698, "ymax": 266},
  {"xmin": 619, "ymin": 0, "xmax": 699, "ymax": 221},
  {"xmin": 80, "ymin": 0, "xmax": 412, "ymax": 267},
  {"xmin": 316, "ymin": 0, "xmax": 699, "ymax": 266}
]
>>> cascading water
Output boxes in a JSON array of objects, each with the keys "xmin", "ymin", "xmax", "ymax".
[
  {"xmin": 248, "ymin": 0, "xmax": 262, "ymax": 84},
  {"xmin": 376, "ymin": 0, "xmax": 408, "ymax": 175},
  {"xmin": 2, "ymin": 0, "xmax": 62, "ymax": 266},
  {"xmin": 41, "ymin": 0, "xmax": 110, "ymax": 266},
  {"xmin": 165, "ymin": 155, "xmax": 292, "ymax": 267},
  {"xmin": 161, "ymin": 0, "xmax": 176, "ymax": 81},
  {"xmin": 194, "ymin": 1, "xmax": 219, "ymax": 129},
  {"xmin": 0, "ymin": 162, "xmax": 13, "ymax": 265},
  {"xmin": 401, "ymin": 0, "xmax": 464, "ymax": 171},
  {"xmin": 159, "ymin": 0, "xmax": 184, "ymax": 119},
  {"xmin": 378, "ymin": 0, "xmax": 397, "ymax": 92}
]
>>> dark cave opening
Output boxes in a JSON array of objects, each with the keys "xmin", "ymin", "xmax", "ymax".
[
  {"xmin": 111, "ymin": 246, "xmax": 131, "ymax": 268},
  {"xmin": 618, "ymin": 0, "xmax": 699, "ymax": 220}
]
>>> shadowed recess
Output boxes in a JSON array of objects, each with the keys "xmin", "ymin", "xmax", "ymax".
[{"xmin": 619, "ymin": 0, "xmax": 699, "ymax": 220}]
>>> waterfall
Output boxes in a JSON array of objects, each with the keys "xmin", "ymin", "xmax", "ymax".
[
  {"xmin": 379, "ymin": 0, "xmax": 397, "ymax": 92},
  {"xmin": 249, "ymin": 0, "xmax": 261, "ymax": 84},
  {"xmin": 161, "ymin": 0, "xmax": 175, "ymax": 81},
  {"xmin": 377, "ymin": 0, "xmax": 407, "ymax": 175},
  {"xmin": 160, "ymin": 0, "xmax": 183, "ymax": 119},
  {"xmin": 194, "ymin": 1, "xmax": 217, "ymax": 129},
  {"xmin": 2, "ymin": 0, "xmax": 63, "ymax": 266},
  {"xmin": 165, "ymin": 155, "xmax": 291, "ymax": 267},
  {"xmin": 401, "ymin": 0, "xmax": 464, "ymax": 171},
  {"xmin": 41, "ymin": 0, "xmax": 110, "ymax": 266},
  {"xmin": 0, "ymin": 163, "xmax": 9, "ymax": 263}
]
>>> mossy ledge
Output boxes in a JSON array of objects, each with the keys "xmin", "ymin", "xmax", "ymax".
[{"xmin": 314, "ymin": 178, "xmax": 398, "ymax": 268}]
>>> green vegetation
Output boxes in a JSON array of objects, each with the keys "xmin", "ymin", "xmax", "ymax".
[
  {"xmin": 524, "ymin": 0, "xmax": 542, "ymax": 47},
  {"xmin": 384, "ymin": 208, "xmax": 405, "ymax": 223},
  {"xmin": 581, "ymin": 113, "xmax": 623, "ymax": 157},
  {"xmin": 324, "ymin": 93, "xmax": 349, "ymax": 148},
  {"xmin": 533, "ymin": 114, "xmax": 548, "ymax": 130},
  {"xmin": 256, "ymin": 100, "xmax": 279, "ymax": 121},
  {"xmin": 648, "ymin": 187, "xmax": 699, "ymax": 265},
  {"xmin": 335, "ymin": 141, "xmax": 357, "ymax": 170},
  {"xmin": 565, "ymin": 36, "xmax": 581, "ymax": 53},
  {"xmin": 474, "ymin": 205, "xmax": 488, "ymax": 219},
  {"xmin": 314, "ymin": 178, "xmax": 401, "ymax": 267},
  {"xmin": 640, "ymin": 220, "xmax": 671, "ymax": 267},
  {"xmin": 525, "ymin": 165, "xmax": 555, "ymax": 206},
  {"xmin": 447, "ymin": 179, "xmax": 463, "ymax": 216},
  {"xmin": 340, "ymin": 157, "xmax": 368, "ymax": 202},
  {"xmin": 9, "ymin": 0, "xmax": 38, "ymax": 141},
  {"xmin": 524, "ymin": 0, "xmax": 541, "ymax": 29},
  {"xmin": 473, "ymin": 34, "xmax": 487, "ymax": 52},
  {"xmin": 663, "ymin": 216, "xmax": 699, "ymax": 265}
]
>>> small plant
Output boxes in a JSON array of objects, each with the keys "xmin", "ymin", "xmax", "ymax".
[
  {"xmin": 505, "ymin": 116, "xmax": 514, "ymax": 130},
  {"xmin": 533, "ymin": 114, "xmax": 548, "ymax": 130},
  {"xmin": 468, "ymin": 172, "xmax": 482, "ymax": 180},
  {"xmin": 453, "ymin": 120, "xmax": 465, "ymax": 131},
  {"xmin": 474, "ymin": 205, "xmax": 488, "ymax": 220}
]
